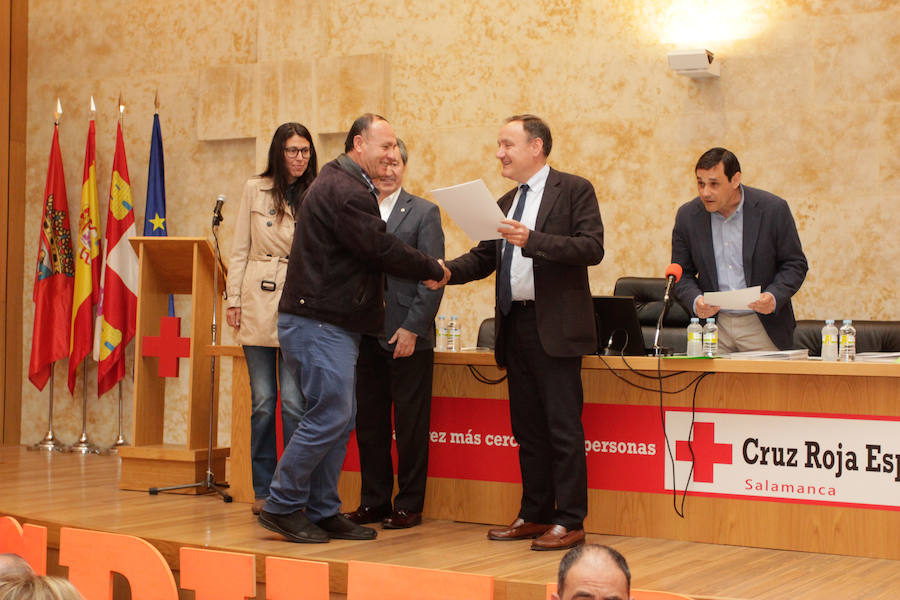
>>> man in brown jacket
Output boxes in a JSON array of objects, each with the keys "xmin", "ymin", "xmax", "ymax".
[{"xmin": 257, "ymin": 114, "xmax": 445, "ymax": 544}]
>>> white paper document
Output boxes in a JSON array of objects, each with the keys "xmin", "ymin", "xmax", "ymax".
[
  {"xmin": 855, "ymin": 352, "xmax": 900, "ymax": 363},
  {"xmin": 703, "ymin": 286, "xmax": 761, "ymax": 310},
  {"xmin": 430, "ymin": 179, "xmax": 506, "ymax": 241},
  {"xmin": 723, "ymin": 349, "xmax": 809, "ymax": 360}
]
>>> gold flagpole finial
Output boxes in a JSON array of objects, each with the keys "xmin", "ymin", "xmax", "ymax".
[
  {"xmin": 154, "ymin": 89, "xmax": 160, "ymax": 113},
  {"xmin": 118, "ymin": 92, "xmax": 125, "ymax": 120},
  {"xmin": 90, "ymin": 95, "xmax": 96, "ymax": 116},
  {"xmin": 54, "ymin": 98, "xmax": 62, "ymax": 124}
]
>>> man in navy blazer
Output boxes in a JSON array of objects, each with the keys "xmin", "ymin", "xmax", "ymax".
[
  {"xmin": 671, "ymin": 148, "xmax": 808, "ymax": 352},
  {"xmin": 429, "ymin": 115, "xmax": 605, "ymax": 550},
  {"xmin": 346, "ymin": 139, "xmax": 444, "ymax": 530}
]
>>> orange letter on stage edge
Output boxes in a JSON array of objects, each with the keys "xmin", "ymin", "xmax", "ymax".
[
  {"xmin": 0, "ymin": 516, "xmax": 48, "ymax": 575},
  {"xmin": 180, "ymin": 547, "xmax": 255, "ymax": 600},
  {"xmin": 58, "ymin": 527, "xmax": 177, "ymax": 600},
  {"xmin": 265, "ymin": 556, "xmax": 329, "ymax": 600},
  {"xmin": 346, "ymin": 561, "xmax": 494, "ymax": 600}
]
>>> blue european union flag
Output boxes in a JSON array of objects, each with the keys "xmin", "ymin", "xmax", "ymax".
[{"xmin": 144, "ymin": 113, "xmax": 175, "ymax": 315}]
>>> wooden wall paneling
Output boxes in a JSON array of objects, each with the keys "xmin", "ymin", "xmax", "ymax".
[
  {"xmin": 1, "ymin": 0, "xmax": 12, "ymax": 446},
  {"xmin": 2, "ymin": 0, "xmax": 26, "ymax": 446}
]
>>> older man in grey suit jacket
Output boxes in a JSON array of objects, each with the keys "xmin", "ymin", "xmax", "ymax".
[
  {"xmin": 345, "ymin": 139, "xmax": 444, "ymax": 529},
  {"xmin": 672, "ymin": 147, "xmax": 808, "ymax": 352}
]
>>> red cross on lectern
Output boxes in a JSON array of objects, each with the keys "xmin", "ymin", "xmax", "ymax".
[
  {"xmin": 676, "ymin": 421, "xmax": 732, "ymax": 483},
  {"xmin": 141, "ymin": 316, "xmax": 191, "ymax": 377}
]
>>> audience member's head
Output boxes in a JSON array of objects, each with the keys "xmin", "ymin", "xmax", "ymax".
[
  {"xmin": 553, "ymin": 544, "xmax": 631, "ymax": 600},
  {"xmin": 0, "ymin": 554, "xmax": 33, "ymax": 580},
  {"xmin": 0, "ymin": 573, "xmax": 83, "ymax": 600}
]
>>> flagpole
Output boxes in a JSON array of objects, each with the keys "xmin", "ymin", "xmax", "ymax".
[
  {"xmin": 106, "ymin": 93, "xmax": 130, "ymax": 454},
  {"xmin": 31, "ymin": 364, "xmax": 66, "ymax": 451},
  {"xmin": 69, "ymin": 95, "xmax": 100, "ymax": 455},
  {"xmin": 108, "ymin": 381, "xmax": 128, "ymax": 453},
  {"xmin": 30, "ymin": 100, "xmax": 69, "ymax": 453},
  {"xmin": 69, "ymin": 358, "xmax": 99, "ymax": 454}
]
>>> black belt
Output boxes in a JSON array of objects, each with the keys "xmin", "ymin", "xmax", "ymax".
[{"xmin": 509, "ymin": 300, "xmax": 535, "ymax": 310}]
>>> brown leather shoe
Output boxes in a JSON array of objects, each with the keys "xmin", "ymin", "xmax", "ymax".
[
  {"xmin": 343, "ymin": 504, "xmax": 391, "ymax": 525},
  {"xmin": 382, "ymin": 509, "xmax": 422, "ymax": 529},
  {"xmin": 252, "ymin": 499, "xmax": 266, "ymax": 515},
  {"xmin": 487, "ymin": 518, "xmax": 553, "ymax": 541},
  {"xmin": 530, "ymin": 525, "xmax": 586, "ymax": 551}
]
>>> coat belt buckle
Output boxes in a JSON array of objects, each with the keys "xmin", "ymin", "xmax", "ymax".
[{"xmin": 260, "ymin": 280, "xmax": 276, "ymax": 292}]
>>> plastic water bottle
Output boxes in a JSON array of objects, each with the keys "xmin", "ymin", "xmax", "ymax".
[
  {"xmin": 702, "ymin": 318, "xmax": 718, "ymax": 357},
  {"xmin": 686, "ymin": 317, "xmax": 703, "ymax": 357},
  {"xmin": 839, "ymin": 319, "xmax": 856, "ymax": 362},
  {"xmin": 447, "ymin": 315, "xmax": 459, "ymax": 352},
  {"xmin": 821, "ymin": 319, "xmax": 838, "ymax": 361},
  {"xmin": 436, "ymin": 315, "xmax": 447, "ymax": 351}
]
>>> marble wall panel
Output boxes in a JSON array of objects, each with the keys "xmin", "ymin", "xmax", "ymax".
[
  {"xmin": 785, "ymin": 0, "xmax": 899, "ymax": 17},
  {"xmin": 881, "ymin": 103, "xmax": 900, "ymax": 187},
  {"xmin": 256, "ymin": 1, "xmax": 327, "ymax": 62},
  {"xmin": 28, "ymin": 0, "xmax": 256, "ymax": 81},
  {"xmin": 197, "ymin": 65, "xmax": 258, "ymax": 141},
  {"xmin": 314, "ymin": 54, "xmax": 391, "ymax": 134},
  {"xmin": 255, "ymin": 60, "xmax": 316, "ymax": 172}
]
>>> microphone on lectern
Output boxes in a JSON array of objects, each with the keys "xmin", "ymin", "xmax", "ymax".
[{"xmin": 212, "ymin": 194, "xmax": 226, "ymax": 227}]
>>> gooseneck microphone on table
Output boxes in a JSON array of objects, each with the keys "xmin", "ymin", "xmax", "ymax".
[{"xmin": 652, "ymin": 263, "xmax": 683, "ymax": 356}]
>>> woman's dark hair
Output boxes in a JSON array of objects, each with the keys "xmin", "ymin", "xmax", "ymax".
[{"xmin": 261, "ymin": 122, "xmax": 318, "ymax": 219}]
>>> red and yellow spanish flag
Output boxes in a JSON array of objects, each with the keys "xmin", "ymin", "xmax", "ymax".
[
  {"xmin": 29, "ymin": 123, "xmax": 75, "ymax": 391},
  {"xmin": 67, "ymin": 118, "xmax": 103, "ymax": 394},
  {"xmin": 93, "ymin": 121, "xmax": 139, "ymax": 396}
]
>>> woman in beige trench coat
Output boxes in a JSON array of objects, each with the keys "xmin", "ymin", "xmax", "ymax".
[{"xmin": 226, "ymin": 123, "xmax": 318, "ymax": 514}]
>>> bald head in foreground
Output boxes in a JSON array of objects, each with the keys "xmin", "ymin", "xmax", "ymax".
[
  {"xmin": 553, "ymin": 544, "xmax": 631, "ymax": 600},
  {"xmin": 0, "ymin": 553, "xmax": 34, "ymax": 580}
]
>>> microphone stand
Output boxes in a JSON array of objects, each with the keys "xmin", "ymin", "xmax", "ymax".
[
  {"xmin": 652, "ymin": 277, "xmax": 675, "ymax": 357},
  {"xmin": 148, "ymin": 209, "xmax": 231, "ymax": 502}
]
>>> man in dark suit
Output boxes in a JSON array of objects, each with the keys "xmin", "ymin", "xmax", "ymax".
[
  {"xmin": 345, "ymin": 139, "xmax": 444, "ymax": 529},
  {"xmin": 671, "ymin": 147, "xmax": 808, "ymax": 352},
  {"xmin": 429, "ymin": 114, "xmax": 605, "ymax": 551}
]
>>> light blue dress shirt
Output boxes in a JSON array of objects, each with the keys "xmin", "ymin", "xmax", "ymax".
[
  {"xmin": 505, "ymin": 164, "xmax": 550, "ymax": 301},
  {"xmin": 710, "ymin": 185, "xmax": 752, "ymax": 314}
]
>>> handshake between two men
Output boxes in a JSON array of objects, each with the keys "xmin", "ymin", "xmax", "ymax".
[{"xmin": 423, "ymin": 218, "xmax": 528, "ymax": 290}]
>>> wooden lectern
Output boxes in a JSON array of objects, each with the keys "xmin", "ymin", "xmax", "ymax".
[{"xmin": 118, "ymin": 237, "xmax": 229, "ymax": 493}]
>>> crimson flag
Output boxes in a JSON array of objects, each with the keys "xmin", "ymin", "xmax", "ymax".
[{"xmin": 29, "ymin": 123, "xmax": 75, "ymax": 390}]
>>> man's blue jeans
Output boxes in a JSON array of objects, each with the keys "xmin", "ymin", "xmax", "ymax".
[
  {"xmin": 242, "ymin": 345, "xmax": 305, "ymax": 499},
  {"xmin": 264, "ymin": 313, "xmax": 361, "ymax": 522}
]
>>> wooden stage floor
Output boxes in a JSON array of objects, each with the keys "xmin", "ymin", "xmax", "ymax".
[{"xmin": 1, "ymin": 446, "xmax": 899, "ymax": 600}]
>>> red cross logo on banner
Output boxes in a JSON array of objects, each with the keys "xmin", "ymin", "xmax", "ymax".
[
  {"xmin": 141, "ymin": 316, "xmax": 191, "ymax": 377},
  {"xmin": 676, "ymin": 421, "xmax": 733, "ymax": 483}
]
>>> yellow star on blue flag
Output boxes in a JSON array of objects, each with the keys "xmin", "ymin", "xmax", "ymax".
[{"xmin": 149, "ymin": 213, "xmax": 166, "ymax": 231}]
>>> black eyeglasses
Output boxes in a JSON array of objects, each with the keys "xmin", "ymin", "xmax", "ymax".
[{"xmin": 284, "ymin": 146, "xmax": 311, "ymax": 158}]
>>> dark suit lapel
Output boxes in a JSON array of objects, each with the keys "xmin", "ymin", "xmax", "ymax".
[
  {"xmin": 534, "ymin": 168, "xmax": 560, "ymax": 232},
  {"xmin": 695, "ymin": 201, "xmax": 719, "ymax": 290},
  {"xmin": 741, "ymin": 186, "xmax": 761, "ymax": 285},
  {"xmin": 385, "ymin": 189, "xmax": 412, "ymax": 234}
]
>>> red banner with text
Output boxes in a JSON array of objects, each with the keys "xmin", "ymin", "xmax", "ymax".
[
  {"xmin": 344, "ymin": 398, "xmax": 900, "ymax": 510},
  {"xmin": 343, "ymin": 398, "xmax": 666, "ymax": 493}
]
